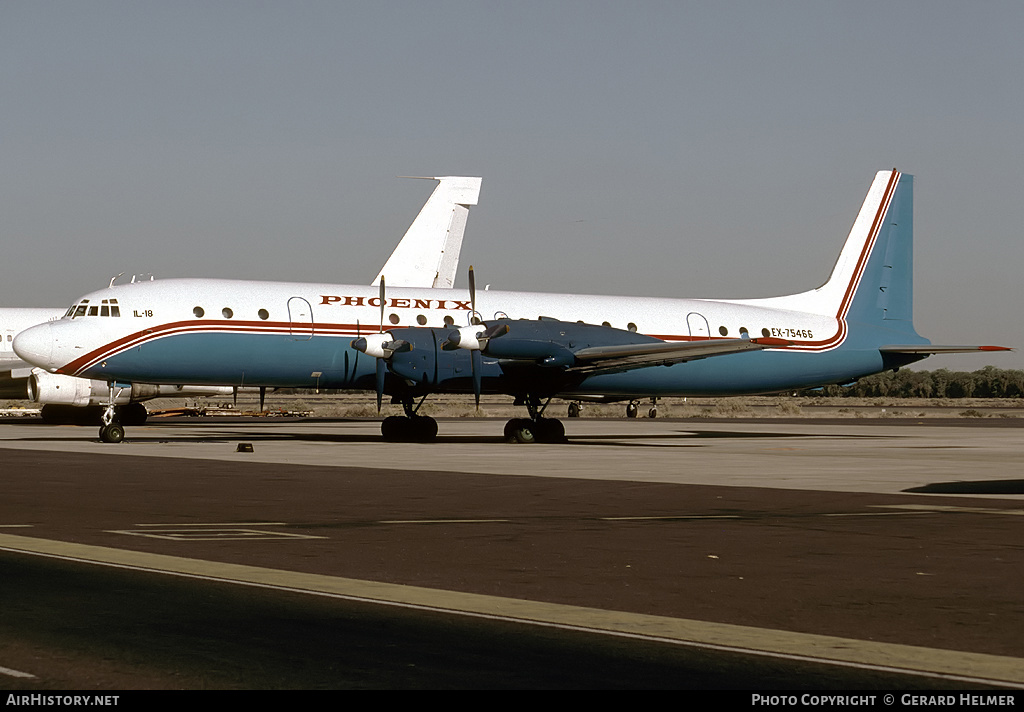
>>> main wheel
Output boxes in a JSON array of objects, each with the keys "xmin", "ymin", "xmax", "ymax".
[
  {"xmin": 535, "ymin": 418, "xmax": 566, "ymax": 443},
  {"xmin": 514, "ymin": 422, "xmax": 536, "ymax": 444},
  {"xmin": 504, "ymin": 418, "xmax": 535, "ymax": 444},
  {"xmin": 381, "ymin": 415, "xmax": 406, "ymax": 441},
  {"xmin": 567, "ymin": 402, "xmax": 581, "ymax": 418},
  {"xmin": 626, "ymin": 402, "xmax": 639, "ymax": 418},
  {"xmin": 99, "ymin": 423, "xmax": 125, "ymax": 444},
  {"xmin": 410, "ymin": 415, "xmax": 438, "ymax": 442}
]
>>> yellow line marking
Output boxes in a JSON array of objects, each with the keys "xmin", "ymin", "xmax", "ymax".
[{"xmin": 0, "ymin": 532, "xmax": 1021, "ymax": 687}]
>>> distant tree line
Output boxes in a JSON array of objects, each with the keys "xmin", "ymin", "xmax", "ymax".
[{"xmin": 798, "ymin": 366, "xmax": 1024, "ymax": 398}]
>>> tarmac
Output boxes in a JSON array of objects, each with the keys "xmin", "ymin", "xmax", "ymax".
[{"xmin": 1, "ymin": 416, "xmax": 1022, "ymax": 689}]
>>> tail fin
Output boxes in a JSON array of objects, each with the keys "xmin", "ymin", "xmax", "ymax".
[
  {"xmin": 760, "ymin": 170, "xmax": 918, "ymax": 333},
  {"xmin": 372, "ymin": 176, "xmax": 482, "ymax": 288}
]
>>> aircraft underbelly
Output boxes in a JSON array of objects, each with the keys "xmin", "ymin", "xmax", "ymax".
[
  {"xmin": 574, "ymin": 348, "xmax": 886, "ymax": 397},
  {"xmin": 80, "ymin": 332, "xmax": 372, "ymax": 388}
]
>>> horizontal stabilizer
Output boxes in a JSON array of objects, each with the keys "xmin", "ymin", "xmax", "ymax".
[{"xmin": 880, "ymin": 345, "xmax": 1014, "ymax": 354}]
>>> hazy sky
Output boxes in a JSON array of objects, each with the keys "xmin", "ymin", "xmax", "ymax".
[{"xmin": 2, "ymin": 1, "xmax": 1021, "ymax": 370}]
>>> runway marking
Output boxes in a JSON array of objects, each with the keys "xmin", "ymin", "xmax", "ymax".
[
  {"xmin": 379, "ymin": 519, "xmax": 510, "ymax": 524},
  {"xmin": 0, "ymin": 524, "xmax": 33, "ymax": 528},
  {"xmin": 135, "ymin": 522, "xmax": 288, "ymax": 527},
  {"xmin": 0, "ymin": 664, "xmax": 36, "ymax": 679},
  {"xmin": 873, "ymin": 504, "xmax": 1024, "ymax": 516},
  {"xmin": 111, "ymin": 528, "xmax": 325, "ymax": 541},
  {"xmin": 0, "ymin": 532, "xmax": 1021, "ymax": 688},
  {"xmin": 601, "ymin": 515, "xmax": 740, "ymax": 521},
  {"xmin": 824, "ymin": 512, "xmax": 930, "ymax": 517}
]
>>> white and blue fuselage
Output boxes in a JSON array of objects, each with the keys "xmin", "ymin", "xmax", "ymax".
[{"xmin": 19, "ymin": 171, "xmax": 994, "ymax": 405}]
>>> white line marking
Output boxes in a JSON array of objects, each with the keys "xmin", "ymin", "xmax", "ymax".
[
  {"xmin": 1, "ymin": 534, "xmax": 1021, "ymax": 689},
  {"xmin": 874, "ymin": 504, "xmax": 1024, "ymax": 516},
  {"xmin": 0, "ymin": 664, "xmax": 36, "ymax": 679}
]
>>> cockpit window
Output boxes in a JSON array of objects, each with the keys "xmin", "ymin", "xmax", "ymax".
[{"xmin": 68, "ymin": 298, "xmax": 120, "ymax": 318}]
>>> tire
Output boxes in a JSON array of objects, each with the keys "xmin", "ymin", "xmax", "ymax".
[
  {"xmin": 411, "ymin": 415, "xmax": 438, "ymax": 442},
  {"xmin": 514, "ymin": 423, "xmax": 536, "ymax": 444},
  {"xmin": 99, "ymin": 423, "xmax": 125, "ymax": 444},
  {"xmin": 626, "ymin": 403, "xmax": 639, "ymax": 418},
  {"xmin": 535, "ymin": 418, "xmax": 565, "ymax": 443},
  {"xmin": 381, "ymin": 416, "xmax": 405, "ymax": 441}
]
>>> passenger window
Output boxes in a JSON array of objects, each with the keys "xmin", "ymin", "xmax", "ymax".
[
  {"xmin": 222, "ymin": 308, "xmax": 233, "ymax": 319},
  {"xmin": 194, "ymin": 307, "xmax": 205, "ymax": 318},
  {"xmin": 389, "ymin": 313, "xmax": 400, "ymax": 325},
  {"xmin": 416, "ymin": 314, "xmax": 427, "ymax": 325},
  {"xmin": 258, "ymin": 309, "xmax": 269, "ymax": 320},
  {"xmin": 627, "ymin": 322, "xmax": 637, "ymax": 333}
]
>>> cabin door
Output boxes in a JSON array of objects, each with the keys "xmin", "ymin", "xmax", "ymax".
[
  {"xmin": 288, "ymin": 297, "xmax": 314, "ymax": 340},
  {"xmin": 686, "ymin": 312, "xmax": 710, "ymax": 339}
]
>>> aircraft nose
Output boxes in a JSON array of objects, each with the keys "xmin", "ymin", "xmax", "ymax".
[{"xmin": 13, "ymin": 322, "xmax": 55, "ymax": 370}]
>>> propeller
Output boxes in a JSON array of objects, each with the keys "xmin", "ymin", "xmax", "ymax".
[
  {"xmin": 438, "ymin": 266, "xmax": 509, "ymax": 407},
  {"xmin": 348, "ymin": 276, "xmax": 411, "ymax": 412}
]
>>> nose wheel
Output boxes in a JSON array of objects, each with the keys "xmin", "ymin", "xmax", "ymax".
[
  {"xmin": 99, "ymin": 422, "xmax": 125, "ymax": 443},
  {"xmin": 98, "ymin": 383, "xmax": 128, "ymax": 443}
]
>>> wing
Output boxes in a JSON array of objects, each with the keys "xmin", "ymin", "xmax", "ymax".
[{"xmin": 567, "ymin": 336, "xmax": 790, "ymax": 376}]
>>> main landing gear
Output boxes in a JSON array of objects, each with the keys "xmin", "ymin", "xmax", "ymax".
[
  {"xmin": 380, "ymin": 396, "xmax": 438, "ymax": 442},
  {"xmin": 504, "ymin": 396, "xmax": 566, "ymax": 444},
  {"xmin": 626, "ymin": 398, "xmax": 658, "ymax": 419}
]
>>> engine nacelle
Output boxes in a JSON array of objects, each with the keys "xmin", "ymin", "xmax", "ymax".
[
  {"xmin": 27, "ymin": 372, "xmax": 236, "ymax": 406},
  {"xmin": 28, "ymin": 372, "xmax": 131, "ymax": 406},
  {"xmin": 444, "ymin": 325, "xmax": 484, "ymax": 352},
  {"xmin": 351, "ymin": 332, "xmax": 398, "ymax": 359}
]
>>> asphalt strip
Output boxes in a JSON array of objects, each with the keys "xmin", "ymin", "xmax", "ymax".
[{"xmin": 1, "ymin": 532, "xmax": 1021, "ymax": 688}]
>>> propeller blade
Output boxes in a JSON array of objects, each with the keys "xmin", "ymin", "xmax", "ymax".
[
  {"xmin": 468, "ymin": 265, "xmax": 483, "ymax": 325},
  {"xmin": 375, "ymin": 358, "xmax": 386, "ymax": 413},
  {"xmin": 471, "ymin": 348, "xmax": 482, "ymax": 408},
  {"xmin": 378, "ymin": 276, "xmax": 386, "ymax": 333}
]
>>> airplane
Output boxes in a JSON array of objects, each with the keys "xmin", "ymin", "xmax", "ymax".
[
  {"xmin": 14, "ymin": 169, "xmax": 1010, "ymax": 444},
  {"xmin": 3, "ymin": 176, "xmax": 482, "ymax": 424},
  {"xmin": 2, "ymin": 305, "xmax": 240, "ymax": 423}
]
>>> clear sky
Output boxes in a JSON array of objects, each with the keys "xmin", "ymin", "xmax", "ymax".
[{"xmin": 2, "ymin": 1, "xmax": 1021, "ymax": 370}]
